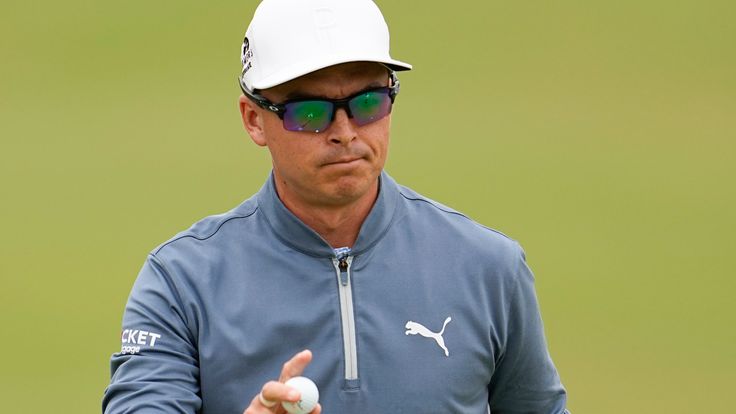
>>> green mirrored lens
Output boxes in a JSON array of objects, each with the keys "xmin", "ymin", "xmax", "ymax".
[
  {"xmin": 349, "ymin": 91, "xmax": 392, "ymax": 126},
  {"xmin": 284, "ymin": 101, "xmax": 332, "ymax": 132}
]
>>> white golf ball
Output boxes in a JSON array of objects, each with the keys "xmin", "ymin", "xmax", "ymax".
[{"xmin": 281, "ymin": 376, "xmax": 319, "ymax": 414}]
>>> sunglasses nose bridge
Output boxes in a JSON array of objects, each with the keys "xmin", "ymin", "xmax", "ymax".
[
  {"xmin": 332, "ymin": 100, "xmax": 354, "ymax": 120},
  {"xmin": 331, "ymin": 104, "xmax": 355, "ymax": 129},
  {"xmin": 327, "ymin": 107, "xmax": 360, "ymax": 143}
]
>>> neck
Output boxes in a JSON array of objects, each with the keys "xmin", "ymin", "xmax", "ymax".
[{"xmin": 275, "ymin": 181, "xmax": 379, "ymax": 249}]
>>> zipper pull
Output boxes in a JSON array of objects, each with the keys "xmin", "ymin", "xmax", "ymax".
[
  {"xmin": 338, "ymin": 258, "xmax": 349, "ymax": 286},
  {"xmin": 334, "ymin": 247, "xmax": 352, "ymax": 286}
]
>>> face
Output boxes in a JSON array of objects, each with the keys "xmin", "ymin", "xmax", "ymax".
[{"xmin": 239, "ymin": 62, "xmax": 392, "ymax": 210}]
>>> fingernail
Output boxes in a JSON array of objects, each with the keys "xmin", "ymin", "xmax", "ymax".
[{"xmin": 287, "ymin": 390, "xmax": 300, "ymax": 400}]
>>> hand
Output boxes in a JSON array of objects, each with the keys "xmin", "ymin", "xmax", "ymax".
[{"xmin": 243, "ymin": 350, "xmax": 322, "ymax": 414}]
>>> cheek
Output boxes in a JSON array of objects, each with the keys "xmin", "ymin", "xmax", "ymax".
[
  {"xmin": 264, "ymin": 130, "xmax": 319, "ymax": 174},
  {"xmin": 364, "ymin": 120, "xmax": 391, "ymax": 160},
  {"xmin": 269, "ymin": 142, "xmax": 310, "ymax": 171}
]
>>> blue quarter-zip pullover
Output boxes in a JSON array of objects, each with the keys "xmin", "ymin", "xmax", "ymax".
[{"xmin": 103, "ymin": 172, "xmax": 568, "ymax": 413}]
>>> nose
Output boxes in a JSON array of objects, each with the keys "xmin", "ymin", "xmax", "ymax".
[{"xmin": 326, "ymin": 108, "xmax": 357, "ymax": 145}]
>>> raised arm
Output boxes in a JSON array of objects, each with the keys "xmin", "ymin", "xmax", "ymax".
[{"xmin": 102, "ymin": 254, "xmax": 201, "ymax": 413}]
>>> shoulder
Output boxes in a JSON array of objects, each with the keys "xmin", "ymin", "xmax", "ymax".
[
  {"xmin": 394, "ymin": 183, "xmax": 527, "ymax": 274},
  {"xmin": 397, "ymin": 184, "xmax": 519, "ymax": 244},
  {"xmin": 151, "ymin": 196, "xmax": 260, "ymax": 257},
  {"xmin": 392, "ymin": 182, "xmax": 531, "ymax": 295}
]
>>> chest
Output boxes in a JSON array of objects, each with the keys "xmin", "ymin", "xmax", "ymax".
[{"xmin": 195, "ymin": 253, "xmax": 500, "ymax": 413}]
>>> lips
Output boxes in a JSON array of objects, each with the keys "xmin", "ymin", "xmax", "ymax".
[
  {"xmin": 321, "ymin": 151, "xmax": 369, "ymax": 167},
  {"xmin": 325, "ymin": 157, "xmax": 362, "ymax": 166},
  {"xmin": 320, "ymin": 147, "xmax": 370, "ymax": 167}
]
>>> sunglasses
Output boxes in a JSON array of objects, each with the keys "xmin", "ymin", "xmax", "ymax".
[{"xmin": 239, "ymin": 72, "xmax": 400, "ymax": 133}]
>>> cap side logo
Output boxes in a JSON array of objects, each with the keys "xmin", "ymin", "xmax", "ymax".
[{"xmin": 241, "ymin": 36, "xmax": 253, "ymax": 74}]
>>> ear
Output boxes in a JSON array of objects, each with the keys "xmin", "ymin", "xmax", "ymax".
[{"xmin": 239, "ymin": 95, "xmax": 268, "ymax": 147}]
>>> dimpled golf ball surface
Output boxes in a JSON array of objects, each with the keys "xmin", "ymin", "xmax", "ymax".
[{"xmin": 281, "ymin": 376, "xmax": 319, "ymax": 414}]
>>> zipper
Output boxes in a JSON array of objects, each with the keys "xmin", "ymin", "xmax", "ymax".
[{"xmin": 332, "ymin": 253, "xmax": 358, "ymax": 381}]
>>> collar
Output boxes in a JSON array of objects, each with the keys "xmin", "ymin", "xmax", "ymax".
[{"xmin": 256, "ymin": 171, "xmax": 402, "ymax": 258}]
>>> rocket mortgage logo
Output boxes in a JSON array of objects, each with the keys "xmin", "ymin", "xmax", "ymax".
[{"xmin": 120, "ymin": 328, "xmax": 161, "ymax": 355}]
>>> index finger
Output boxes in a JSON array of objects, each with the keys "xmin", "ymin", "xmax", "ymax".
[{"xmin": 278, "ymin": 349, "xmax": 313, "ymax": 383}]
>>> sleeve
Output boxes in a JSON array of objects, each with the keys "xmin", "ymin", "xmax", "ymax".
[
  {"xmin": 102, "ymin": 253, "xmax": 201, "ymax": 414},
  {"xmin": 488, "ymin": 245, "xmax": 570, "ymax": 414}
]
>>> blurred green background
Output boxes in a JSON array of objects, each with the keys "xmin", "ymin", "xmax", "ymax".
[{"xmin": 1, "ymin": 0, "xmax": 734, "ymax": 412}]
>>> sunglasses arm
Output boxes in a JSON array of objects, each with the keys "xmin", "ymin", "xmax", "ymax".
[
  {"xmin": 238, "ymin": 76, "xmax": 287, "ymax": 118},
  {"xmin": 389, "ymin": 71, "xmax": 400, "ymax": 101}
]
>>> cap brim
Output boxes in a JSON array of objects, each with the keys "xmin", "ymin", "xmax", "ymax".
[{"xmin": 250, "ymin": 56, "xmax": 412, "ymax": 90}]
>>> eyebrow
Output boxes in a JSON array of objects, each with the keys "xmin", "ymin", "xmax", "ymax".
[{"xmin": 282, "ymin": 81, "xmax": 386, "ymax": 101}]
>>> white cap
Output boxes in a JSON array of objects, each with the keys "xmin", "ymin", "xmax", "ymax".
[{"xmin": 240, "ymin": 0, "xmax": 412, "ymax": 91}]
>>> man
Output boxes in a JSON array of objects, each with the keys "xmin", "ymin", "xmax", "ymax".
[{"xmin": 103, "ymin": 0, "xmax": 569, "ymax": 413}]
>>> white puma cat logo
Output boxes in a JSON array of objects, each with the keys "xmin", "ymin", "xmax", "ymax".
[{"xmin": 405, "ymin": 316, "xmax": 452, "ymax": 357}]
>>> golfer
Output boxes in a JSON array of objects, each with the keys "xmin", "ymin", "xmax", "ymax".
[{"xmin": 103, "ymin": 0, "xmax": 569, "ymax": 413}]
